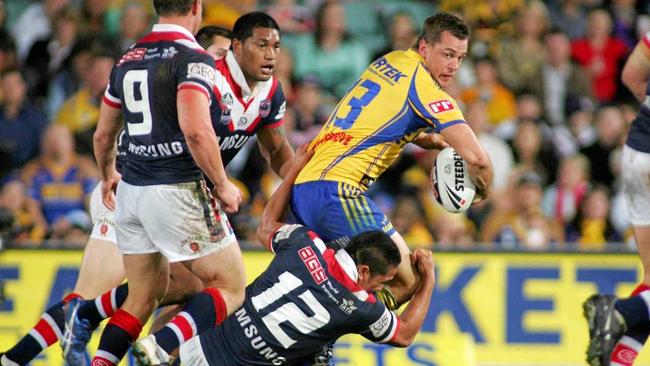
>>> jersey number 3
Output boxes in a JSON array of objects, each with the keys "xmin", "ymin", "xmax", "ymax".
[
  {"xmin": 251, "ymin": 271, "xmax": 330, "ymax": 348},
  {"xmin": 123, "ymin": 70, "xmax": 153, "ymax": 136},
  {"xmin": 334, "ymin": 79, "xmax": 380, "ymax": 130}
]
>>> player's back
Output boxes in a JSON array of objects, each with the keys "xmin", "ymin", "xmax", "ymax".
[
  {"xmin": 189, "ymin": 224, "xmax": 398, "ymax": 365},
  {"xmin": 105, "ymin": 24, "xmax": 217, "ymax": 186},
  {"xmin": 296, "ymin": 49, "xmax": 465, "ymax": 191}
]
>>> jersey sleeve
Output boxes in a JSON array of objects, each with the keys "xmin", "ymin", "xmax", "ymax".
[
  {"xmin": 175, "ymin": 51, "xmax": 216, "ymax": 101},
  {"xmin": 103, "ymin": 65, "xmax": 122, "ymax": 109},
  {"xmin": 408, "ymin": 65, "xmax": 465, "ymax": 133},
  {"xmin": 267, "ymin": 223, "xmax": 326, "ymax": 255},
  {"xmin": 261, "ymin": 81, "xmax": 286, "ymax": 129},
  {"xmin": 357, "ymin": 305, "xmax": 400, "ymax": 343}
]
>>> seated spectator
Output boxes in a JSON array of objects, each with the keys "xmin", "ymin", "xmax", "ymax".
[
  {"xmin": 580, "ymin": 106, "xmax": 627, "ymax": 189},
  {"xmin": 287, "ymin": 75, "xmax": 331, "ymax": 147},
  {"xmin": 542, "ymin": 154, "xmax": 590, "ymax": 226},
  {"xmin": 0, "ymin": 68, "xmax": 48, "ymax": 178},
  {"xmin": 565, "ymin": 184, "xmax": 622, "ymax": 250},
  {"xmin": 264, "ymin": 0, "xmax": 314, "ymax": 35},
  {"xmin": 0, "ymin": 179, "xmax": 46, "ymax": 246},
  {"xmin": 548, "ymin": 0, "xmax": 588, "ymax": 40},
  {"xmin": 21, "ymin": 125, "xmax": 97, "ymax": 234},
  {"xmin": 10, "ymin": 0, "xmax": 68, "ymax": 61},
  {"xmin": 48, "ymin": 208, "xmax": 92, "ymax": 248},
  {"xmin": 391, "ymin": 194, "xmax": 434, "ymax": 250},
  {"xmin": 116, "ymin": 2, "xmax": 152, "ymax": 51},
  {"xmin": 460, "ymin": 56, "xmax": 518, "ymax": 130},
  {"xmin": 571, "ymin": 8, "xmax": 629, "ymax": 103},
  {"xmin": 290, "ymin": 0, "xmax": 369, "ymax": 98},
  {"xmin": 481, "ymin": 170, "xmax": 565, "ymax": 250},
  {"xmin": 510, "ymin": 119, "xmax": 557, "ymax": 184},
  {"xmin": 372, "ymin": 10, "xmax": 418, "ymax": 61},
  {"xmin": 46, "ymin": 37, "xmax": 94, "ymax": 117},
  {"xmin": 53, "ymin": 46, "xmax": 116, "ymax": 155}
]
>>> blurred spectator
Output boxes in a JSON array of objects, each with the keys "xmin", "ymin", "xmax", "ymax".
[
  {"xmin": 287, "ymin": 75, "xmax": 330, "ymax": 147},
  {"xmin": 0, "ymin": 179, "xmax": 45, "ymax": 245},
  {"xmin": 264, "ymin": 0, "xmax": 314, "ymax": 34},
  {"xmin": 571, "ymin": 8, "xmax": 629, "ymax": 103},
  {"xmin": 203, "ymin": 0, "xmax": 257, "ymax": 29},
  {"xmin": 440, "ymin": 0, "xmax": 523, "ymax": 58},
  {"xmin": 565, "ymin": 184, "xmax": 622, "ymax": 250},
  {"xmin": 273, "ymin": 46, "xmax": 295, "ymax": 102},
  {"xmin": 290, "ymin": 0, "xmax": 369, "ymax": 98},
  {"xmin": 24, "ymin": 7, "xmax": 80, "ymax": 103},
  {"xmin": 116, "ymin": 2, "xmax": 152, "ymax": 51},
  {"xmin": 46, "ymin": 38, "xmax": 94, "ymax": 117},
  {"xmin": 11, "ymin": 0, "xmax": 69, "ymax": 61},
  {"xmin": 511, "ymin": 119, "xmax": 557, "ymax": 184},
  {"xmin": 482, "ymin": 170, "xmax": 564, "ymax": 250},
  {"xmin": 0, "ymin": 68, "xmax": 48, "ymax": 178},
  {"xmin": 608, "ymin": 0, "xmax": 641, "ymax": 48},
  {"xmin": 21, "ymin": 125, "xmax": 97, "ymax": 233},
  {"xmin": 465, "ymin": 100, "xmax": 514, "ymax": 192},
  {"xmin": 541, "ymin": 154, "xmax": 590, "ymax": 225},
  {"xmin": 496, "ymin": 1, "xmax": 549, "ymax": 94},
  {"xmin": 372, "ymin": 10, "xmax": 418, "ymax": 61},
  {"xmin": 548, "ymin": 0, "xmax": 588, "ymax": 40},
  {"xmin": 580, "ymin": 106, "xmax": 626, "ymax": 188},
  {"xmin": 526, "ymin": 29, "xmax": 592, "ymax": 127},
  {"xmin": 564, "ymin": 95, "xmax": 597, "ymax": 152},
  {"xmin": 53, "ymin": 46, "xmax": 116, "ymax": 155},
  {"xmin": 48, "ymin": 208, "xmax": 92, "ymax": 247},
  {"xmin": 460, "ymin": 56, "xmax": 517, "ymax": 130},
  {"xmin": 391, "ymin": 195, "xmax": 434, "ymax": 249},
  {"xmin": 80, "ymin": 0, "xmax": 112, "ymax": 38}
]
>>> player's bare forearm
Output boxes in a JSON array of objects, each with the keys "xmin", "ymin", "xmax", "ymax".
[
  {"xmin": 412, "ymin": 131, "xmax": 448, "ymax": 150},
  {"xmin": 388, "ymin": 250, "xmax": 435, "ymax": 347},
  {"xmin": 177, "ymin": 89, "xmax": 228, "ymax": 187},
  {"xmin": 257, "ymin": 145, "xmax": 312, "ymax": 246},
  {"xmin": 622, "ymin": 43, "xmax": 650, "ymax": 102},
  {"xmin": 94, "ymin": 102, "xmax": 122, "ymax": 180},
  {"xmin": 257, "ymin": 125, "xmax": 295, "ymax": 178}
]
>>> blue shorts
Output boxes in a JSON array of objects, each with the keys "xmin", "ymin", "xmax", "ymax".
[{"xmin": 291, "ymin": 181, "xmax": 395, "ymax": 243}]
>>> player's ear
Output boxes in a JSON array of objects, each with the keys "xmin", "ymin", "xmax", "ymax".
[
  {"xmin": 417, "ymin": 38, "xmax": 428, "ymax": 57},
  {"xmin": 191, "ymin": 0, "xmax": 199, "ymax": 15},
  {"xmin": 357, "ymin": 265, "xmax": 371, "ymax": 283}
]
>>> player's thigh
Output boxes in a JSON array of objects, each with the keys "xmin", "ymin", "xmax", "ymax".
[
  {"xmin": 121, "ymin": 252, "xmax": 170, "ymax": 321},
  {"xmin": 74, "ymin": 238, "xmax": 125, "ymax": 298},
  {"xmin": 139, "ymin": 181, "xmax": 237, "ymax": 263},
  {"xmin": 115, "ymin": 181, "xmax": 158, "ymax": 255}
]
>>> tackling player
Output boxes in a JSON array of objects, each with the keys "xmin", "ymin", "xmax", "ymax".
[
  {"xmin": 583, "ymin": 31, "xmax": 650, "ymax": 366},
  {"xmin": 131, "ymin": 146, "xmax": 436, "ymax": 366},
  {"xmin": 90, "ymin": 0, "xmax": 245, "ymax": 364},
  {"xmin": 291, "ymin": 12, "xmax": 492, "ymax": 310}
]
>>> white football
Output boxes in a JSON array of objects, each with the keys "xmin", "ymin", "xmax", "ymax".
[{"xmin": 430, "ymin": 147, "xmax": 476, "ymax": 213}]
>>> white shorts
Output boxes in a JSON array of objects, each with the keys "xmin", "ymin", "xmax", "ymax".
[
  {"xmin": 179, "ymin": 336, "xmax": 210, "ymax": 366},
  {"xmin": 115, "ymin": 180, "xmax": 236, "ymax": 262},
  {"xmin": 622, "ymin": 145, "xmax": 650, "ymax": 225},
  {"xmin": 89, "ymin": 183, "xmax": 117, "ymax": 244}
]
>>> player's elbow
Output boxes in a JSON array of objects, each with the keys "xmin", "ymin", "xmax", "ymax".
[
  {"xmin": 621, "ymin": 66, "xmax": 636, "ymax": 91},
  {"xmin": 389, "ymin": 333, "xmax": 415, "ymax": 348}
]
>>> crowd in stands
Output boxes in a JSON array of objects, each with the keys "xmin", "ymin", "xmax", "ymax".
[{"xmin": 0, "ymin": 0, "xmax": 648, "ymax": 252}]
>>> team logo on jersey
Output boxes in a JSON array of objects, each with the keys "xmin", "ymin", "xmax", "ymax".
[
  {"xmin": 339, "ymin": 298, "xmax": 357, "ymax": 315},
  {"xmin": 219, "ymin": 93, "xmax": 234, "ymax": 125},
  {"xmin": 298, "ymin": 246, "xmax": 328, "ymax": 284},
  {"xmin": 370, "ymin": 309, "xmax": 393, "ymax": 338},
  {"xmin": 259, "ymin": 99, "xmax": 271, "ymax": 118},
  {"xmin": 238, "ymin": 117, "xmax": 248, "ymax": 126},
  {"xmin": 100, "ymin": 224, "xmax": 108, "ymax": 236},
  {"xmin": 162, "ymin": 46, "xmax": 178, "ymax": 58},
  {"xmin": 117, "ymin": 47, "xmax": 146, "ymax": 66},
  {"xmin": 428, "ymin": 99, "xmax": 455, "ymax": 114},
  {"xmin": 187, "ymin": 63, "xmax": 215, "ymax": 88}
]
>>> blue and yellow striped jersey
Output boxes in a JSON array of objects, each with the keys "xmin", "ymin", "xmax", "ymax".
[{"xmin": 296, "ymin": 49, "xmax": 466, "ymax": 190}]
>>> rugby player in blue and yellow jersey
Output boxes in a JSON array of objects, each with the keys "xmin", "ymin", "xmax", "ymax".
[{"xmin": 292, "ymin": 12, "xmax": 493, "ymax": 308}]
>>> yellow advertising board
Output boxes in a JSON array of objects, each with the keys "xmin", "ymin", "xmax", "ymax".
[{"xmin": 0, "ymin": 250, "xmax": 646, "ymax": 365}]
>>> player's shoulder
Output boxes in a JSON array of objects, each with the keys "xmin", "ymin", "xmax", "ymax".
[{"xmin": 270, "ymin": 224, "xmax": 325, "ymax": 253}]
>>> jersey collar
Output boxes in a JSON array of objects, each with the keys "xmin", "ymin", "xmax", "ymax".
[{"xmin": 151, "ymin": 23, "xmax": 197, "ymax": 42}]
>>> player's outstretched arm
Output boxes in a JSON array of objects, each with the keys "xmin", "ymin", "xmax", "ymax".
[
  {"xmin": 387, "ymin": 249, "xmax": 435, "ymax": 347},
  {"xmin": 257, "ymin": 145, "xmax": 313, "ymax": 246},
  {"xmin": 94, "ymin": 101, "xmax": 123, "ymax": 210},
  {"xmin": 256, "ymin": 125, "xmax": 295, "ymax": 178},
  {"xmin": 622, "ymin": 39, "xmax": 650, "ymax": 102},
  {"xmin": 440, "ymin": 123, "xmax": 493, "ymax": 202},
  {"xmin": 177, "ymin": 88, "xmax": 242, "ymax": 213}
]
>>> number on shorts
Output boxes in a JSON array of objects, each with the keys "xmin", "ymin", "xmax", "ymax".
[
  {"xmin": 123, "ymin": 70, "xmax": 152, "ymax": 136},
  {"xmin": 250, "ymin": 271, "xmax": 330, "ymax": 348},
  {"xmin": 334, "ymin": 79, "xmax": 381, "ymax": 130}
]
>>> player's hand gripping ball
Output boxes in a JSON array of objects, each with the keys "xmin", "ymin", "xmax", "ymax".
[{"xmin": 430, "ymin": 147, "xmax": 476, "ymax": 213}]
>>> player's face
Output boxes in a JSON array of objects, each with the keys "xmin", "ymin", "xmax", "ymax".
[
  {"xmin": 418, "ymin": 31, "xmax": 467, "ymax": 88},
  {"xmin": 206, "ymin": 35, "xmax": 231, "ymax": 61},
  {"xmin": 357, "ymin": 265, "xmax": 398, "ymax": 292},
  {"xmin": 234, "ymin": 27, "xmax": 281, "ymax": 83}
]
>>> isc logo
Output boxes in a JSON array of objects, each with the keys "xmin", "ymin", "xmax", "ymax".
[{"xmin": 428, "ymin": 99, "xmax": 455, "ymax": 113}]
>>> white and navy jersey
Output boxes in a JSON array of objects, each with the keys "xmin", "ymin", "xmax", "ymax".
[
  {"xmin": 212, "ymin": 51, "xmax": 286, "ymax": 166},
  {"xmin": 103, "ymin": 24, "xmax": 217, "ymax": 185},
  {"xmin": 627, "ymin": 32, "xmax": 650, "ymax": 153},
  {"xmin": 195, "ymin": 224, "xmax": 399, "ymax": 365}
]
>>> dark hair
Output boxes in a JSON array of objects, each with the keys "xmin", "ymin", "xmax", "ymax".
[
  {"xmin": 153, "ymin": 0, "xmax": 194, "ymax": 17},
  {"xmin": 196, "ymin": 26, "xmax": 232, "ymax": 49},
  {"xmin": 232, "ymin": 12, "xmax": 280, "ymax": 42},
  {"xmin": 412, "ymin": 12, "xmax": 470, "ymax": 49},
  {"xmin": 346, "ymin": 231, "xmax": 401, "ymax": 275}
]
